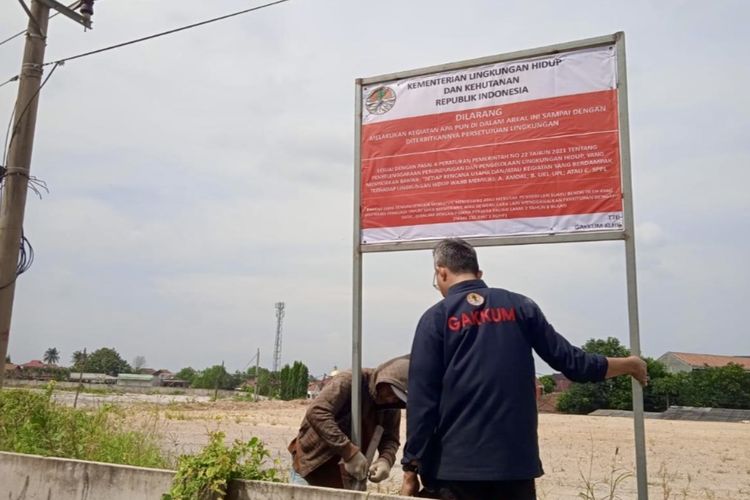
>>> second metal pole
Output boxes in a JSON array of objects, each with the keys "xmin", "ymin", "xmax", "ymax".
[{"xmin": 351, "ymin": 79, "xmax": 364, "ymax": 448}]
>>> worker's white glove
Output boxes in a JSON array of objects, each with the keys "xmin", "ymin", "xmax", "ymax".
[
  {"xmin": 343, "ymin": 451, "xmax": 368, "ymax": 480},
  {"xmin": 368, "ymin": 457, "xmax": 391, "ymax": 483}
]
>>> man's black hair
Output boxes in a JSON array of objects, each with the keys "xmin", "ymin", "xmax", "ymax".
[{"xmin": 433, "ymin": 238, "xmax": 480, "ymax": 275}]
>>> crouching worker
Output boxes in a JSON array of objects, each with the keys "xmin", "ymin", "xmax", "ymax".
[{"xmin": 288, "ymin": 354, "xmax": 409, "ymax": 489}]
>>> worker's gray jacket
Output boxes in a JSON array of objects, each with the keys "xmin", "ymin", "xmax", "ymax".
[{"xmin": 288, "ymin": 356, "xmax": 408, "ymax": 478}]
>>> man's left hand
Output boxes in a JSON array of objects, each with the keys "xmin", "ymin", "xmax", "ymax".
[{"xmin": 368, "ymin": 458, "xmax": 391, "ymax": 483}]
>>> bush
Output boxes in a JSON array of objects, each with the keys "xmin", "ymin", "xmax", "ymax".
[
  {"xmin": 655, "ymin": 364, "xmax": 750, "ymax": 409},
  {"xmin": 538, "ymin": 375, "xmax": 556, "ymax": 394},
  {"xmin": 556, "ymin": 338, "xmax": 673, "ymax": 414},
  {"xmin": 0, "ymin": 384, "xmax": 167, "ymax": 468},
  {"xmin": 556, "ymin": 338, "xmax": 750, "ymax": 413},
  {"xmin": 164, "ymin": 431, "xmax": 281, "ymax": 500}
]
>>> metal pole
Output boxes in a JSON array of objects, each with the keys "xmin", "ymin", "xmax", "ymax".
[
  {"xmin": 351, "ymin": 79, "xmax": 364, "ymax": 447},
  {"xmin": 254, "ymin": 348, "xmax": 260, "ymax": 402},
  {"xmin": 0, "ymin": 0, "xmax": 50, "ymax": 389},
  {"xmin": 625, "ymin": 236, "xmax": 648, "ymax": 499},
  {"xmin": 616, "ymin": 31, "xmax": 649, "ymax": 500}
]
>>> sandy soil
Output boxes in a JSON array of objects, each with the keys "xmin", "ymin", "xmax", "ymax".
[{"xmin": 70, "ymin": 394, "xmax": 750, "ymax": 499}]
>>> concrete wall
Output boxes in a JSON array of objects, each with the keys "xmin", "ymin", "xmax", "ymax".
[
  {"xmin": 0, "ymin": 452, "xmax": 409, "ymax": 500},
  {"xmin": 0, "ymin": 452, "xmax": 174, "ymax": 500}
]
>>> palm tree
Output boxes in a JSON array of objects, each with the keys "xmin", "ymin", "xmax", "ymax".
[
  {"xmin": 43, "ymin": 347, "xmax": 60, "ymax": 365},
  {"xmin": 71, "ymin": 350, "xmax": 85, "ymax": 366},
  {"xmin": 70, "ymin": 349, "xmax": 86, "ymax": 371}
]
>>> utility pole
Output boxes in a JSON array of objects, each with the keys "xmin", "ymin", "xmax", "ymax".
[
  {"xmin": 272, "ymin": 302, "xmax": 285, "ymax": 373},
  {"xmin": 0, "ymin": 0, "xmax": 93, "ymax": 389},
  {"xmin": 0, "ymin": 0, "xmax": 50, "ymax": 389},
  {"xmin": 254, "ymin": 348, "xmax": 260, "ymax": 402}
]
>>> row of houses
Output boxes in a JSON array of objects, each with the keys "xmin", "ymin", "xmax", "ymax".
[
  {"xmin": 657, "ymin": 352, "xmax": 750, "ymax": 374},
  {"xmin": 3, "ymin": 362, "xmax": 189, "ymax": 388},
  {"xmin": 69, "ymin": 372, "xmax": 189, "ymax": 388},
  {"xmin": 8, "ymin": 351, "xmax": 749, "ymax": 393}
]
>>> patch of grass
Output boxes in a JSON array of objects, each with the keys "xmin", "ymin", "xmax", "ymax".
[
  {"xmin": 164, "ymin": 411, "xmax": 188, "ymax": 421},
  {"xmin": 0, "ymin": 384, "xmax": 168, "ymax": 469},
  {"xmin": 577, "ymin": 442, "xmax": 632, "ymax": 500},
  {"xmin": 53, "ymin": 384, "xmax": 117, "ymax": 395}
]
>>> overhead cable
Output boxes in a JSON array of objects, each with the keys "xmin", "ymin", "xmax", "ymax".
[
  {"xmin": 2, "ymin": 62, "xmax": 60, "ymax": 168},
  {"xmin": 42, "ymin": 0, "xmax": 291, "ymax": 68},
  {"xmin": 0, "ymin": 1, "xmax": 83, "ymax": 50},
  {"xmin": 0, "ymin": 76, "xmax": 20, "ymax": 90}
]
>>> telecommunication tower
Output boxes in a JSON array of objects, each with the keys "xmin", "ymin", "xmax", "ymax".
[{"xmin": 272, "ymin": 302, "xmax": 285, "ymax": 372}]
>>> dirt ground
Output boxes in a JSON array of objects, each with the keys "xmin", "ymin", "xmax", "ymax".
[{"xmin": 68, "ymin": 394, "xmax": 750, "ymax": 499}]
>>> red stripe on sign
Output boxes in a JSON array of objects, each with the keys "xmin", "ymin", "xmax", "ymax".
[{"xmin": 361, "ymin": 90, "xmax": 618, "ymax": 161}]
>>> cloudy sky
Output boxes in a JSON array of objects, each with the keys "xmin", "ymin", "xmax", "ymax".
[{"xmin": 0, "ymin": 0, "xmax": 747, "ymax": 377}]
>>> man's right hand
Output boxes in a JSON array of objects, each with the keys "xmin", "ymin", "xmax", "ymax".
[
  {"xmin": 400, "ymin": 471, "xmax": 420, "ymax": 496},
  {"xmin": 605, "ymin": 355, "xmax": 649, "ymax": 386},
  {"xmin": 343, "ymin": 451, "xmax": 368, "ymax": 480},
  {"xmin": 628, "ymin": 356, "xmax": 649, "ymax": 386}
]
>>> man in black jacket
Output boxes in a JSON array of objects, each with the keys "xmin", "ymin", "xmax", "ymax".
[{"xmin": 400, "ymin": 238, "xmax": 648, "ymax": 500}]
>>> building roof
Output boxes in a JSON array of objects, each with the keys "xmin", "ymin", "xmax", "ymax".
[
  {"xmin": 117, "ymin": 373, "xmax": 156, "ymax": 381},
  {"xmin": 70, "ymin": 373, "xmax": 117, "ymax": 380},
  {"xmin": 4, "ymin": 362, "xmax": 17, "ymax": 371},
  {"xmin": 21, "ymin": 360, "xmax": 46, "ymax": 369},
  {"xmin": 666, "ymin": 352, "xmax": 750, "ymax": 370}
]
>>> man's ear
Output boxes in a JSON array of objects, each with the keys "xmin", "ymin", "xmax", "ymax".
[
  {"xmin": 437, "ymin": 267, "xmax": 449, "ymax": 282},
  {"xmin": 477, "ymin": 269, "xmax": 483, "ymax": 279}
]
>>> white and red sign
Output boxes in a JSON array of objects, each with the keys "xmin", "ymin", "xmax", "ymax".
[{"xmin": 359, "ymin": 45, "xmax": 623, "ymax": 245}]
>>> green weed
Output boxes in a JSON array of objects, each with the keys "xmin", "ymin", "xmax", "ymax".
[
  {"xmin": 0, "ymin": 385, "xmax": 167, "ymax": 468},
  {"xmin": 164, "ymin": 431, "xmax": 281, "ymax": 500}
]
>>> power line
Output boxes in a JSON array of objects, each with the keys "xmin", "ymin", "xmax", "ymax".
[
  {"xmin": 0, "ymin": 30, "xmax": 26, "ymax": 49},
  {"xmin": 2, "ymin": 62, "xmax": 60, "ymax": 168},
  {"xmin": 42, "ymin": 0, "xmax": 291, "ymax": 68},
  {"xmin": 0, "ymin": 1, "xmax": 82, "ymax": 49},
  {"xmin": 0, "ymin": 76, "xmax": 20, "ymax": 90}
]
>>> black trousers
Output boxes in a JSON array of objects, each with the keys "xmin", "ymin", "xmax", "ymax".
[{"xmin": 419, "ymin": 479, "xmax": 536, "ymax": 500}]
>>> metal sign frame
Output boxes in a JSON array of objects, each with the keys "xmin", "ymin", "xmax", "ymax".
[{"xmin": 352, "ymin": 32, "xmax": 647, "ymax": 499}]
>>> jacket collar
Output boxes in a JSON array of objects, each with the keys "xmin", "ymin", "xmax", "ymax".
[{"xmin": 446, "ymin": 279, "xmax": 487, "ymax": 297}]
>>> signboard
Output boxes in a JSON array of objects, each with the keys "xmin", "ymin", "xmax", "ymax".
[
  {"xmin": 352, "ymin": 33, "xmax": 647, "ymax": 500},
  {"xmin": 359, "ymin": 45, "xmax": 623, "ymax": 245}
]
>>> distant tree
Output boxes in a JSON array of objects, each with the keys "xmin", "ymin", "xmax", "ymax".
[
  {"xmin": 538, "ymin": 375, "xmax": 556, "ymax": 394},
  {"xmin": 680, "ymin": 364, "xmax": 750, "ymax": 409},
  {"xmin": 83, "ymin": 347, "xmax": 131, "ymax": 376},
  {"xmin": 175, "ymin": 367, "xmax": 197, "ymax": 384},
  {"xmin": 247, "ymin": 366, "xmax": 276, "ymax": 398},
  {"xmin": 71, "ymin": 350, "xmax": 86, "ymax": 369},
  {"xmin": 228, "ymin": 370, "xmax": 245, "ymax": 390},
  {"xmin": 191, "ymin": 365, "xmax": 240, "ymax": 390},
  {"xmin": 133, "ymin": 355, "xmax": 147, "ymax": 373},
  {"xmin": 279, "ymin": 361, "xmax": 309, "ymax": 400},
  {"xmin": 582, "ymin": 337, "xmax": 630, "ymax": 357},
  {"xmin": 556, "ymin": 338, "xmax": 672, "ymax": 414},
  {"xmin": 43, "ymin": 348, "xmax": 60, "ymax": 365}
]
